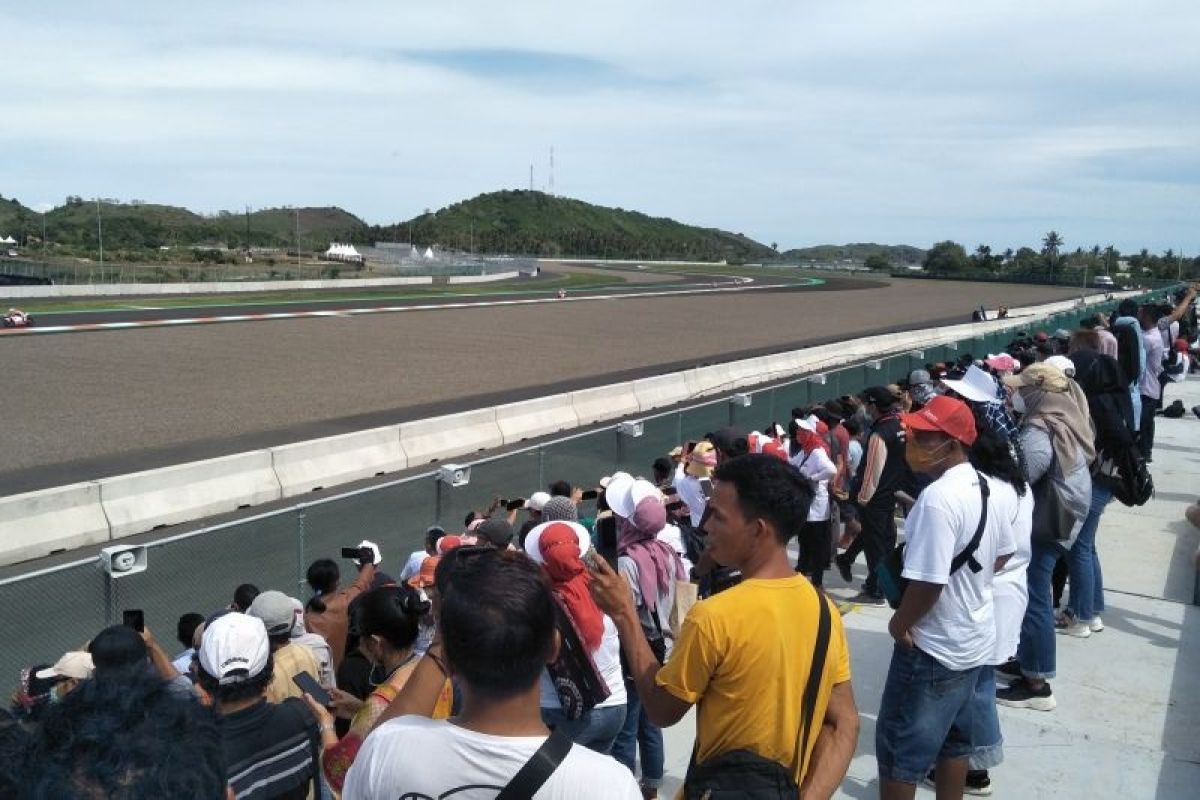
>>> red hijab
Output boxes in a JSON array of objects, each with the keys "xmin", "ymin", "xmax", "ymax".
[{"xmin": 537, "ymin": 523, "xmax": 604, "ymax": 652}]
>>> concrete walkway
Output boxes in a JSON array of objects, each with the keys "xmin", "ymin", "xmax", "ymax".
[{"xmin": 654, "ymin": 378, "xmax": 1200, "ymax": 799}]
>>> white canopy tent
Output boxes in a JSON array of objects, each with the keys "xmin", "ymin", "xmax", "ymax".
[
  {"xmin": 323, "ymin": 242, "xmax": 363, "ymax": 262},
  {"xmin": 0, "ymin": 236, "xmax": 16, "ymax": 245}
]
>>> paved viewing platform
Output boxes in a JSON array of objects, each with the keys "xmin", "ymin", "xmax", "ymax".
[{"xmin": 657, "ymin": 378, "xmax": 1200, "ymax": 798}]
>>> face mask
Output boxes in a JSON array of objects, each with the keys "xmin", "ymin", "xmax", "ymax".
[
  {"xmin": 1011, "ymin": 391, "xmax": 1027, "ymax": 415},
  {"xmin": 905, "ymin": 437, "xmax": 956, "ymax": 476}
]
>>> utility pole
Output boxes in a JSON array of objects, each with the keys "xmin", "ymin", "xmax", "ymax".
[
  {"xmin": 96, "ymin": 199, "xmax": 104, "ymax": 280},
  {"xmin": 294, "ymin": 209, "xmax": 300, "ymax": 267},
  {"xmin": 245, "ymin": 205, "xmax": 251, "ymax": 253},
  {"xmin": 529, "ymin": 164, "xmax": 534, "ymax": 191},
  {"xmin": 470, "ymin": 220, "xmax": 474, "ymax": 254}
]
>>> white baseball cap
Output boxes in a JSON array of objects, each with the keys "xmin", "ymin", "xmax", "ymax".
[
  {"xmin": 199, "ymin": 612, "xmax": 270, "ymax": 685},
  {"xmin": 524, "ymin": 492, "xmax": 551, "ymax": 512},
  {"xmin": 36, "ymin": 651, "xmax": 94, "ymax": 681},
  {"xmin": 941, "ymin": 365, "xmax": 1003, "ymax": 404}
]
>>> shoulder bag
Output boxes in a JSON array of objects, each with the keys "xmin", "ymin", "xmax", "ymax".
[
  {"xmin": 875, "ymin": 471, "xmax": 990, "ymax": 610},
  {"xmin": 683, "ymin": 592, "xmax": 832, "ymax": 799},
  {"xmin": 496, "ymin": 728, "xmax": 574, "ymax": 800}
]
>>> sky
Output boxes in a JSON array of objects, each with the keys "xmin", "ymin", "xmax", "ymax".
[{"xmin": 2, "ymin": 1, "xmax": 1198, "ymax": 253}]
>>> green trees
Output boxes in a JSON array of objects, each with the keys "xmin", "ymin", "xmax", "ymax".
[
  {"xmin": 863, "ymin": 253, "xmax": 891, "ymax": 271},
  {"xmin": 922, "ymin": 241, "xmax": 970, "ymax": 274}
]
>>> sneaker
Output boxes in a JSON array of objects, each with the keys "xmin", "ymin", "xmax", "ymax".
[
  {"xmin": 849, "ymin": 590, "xmax": 886, "ymax": 606},
  {"xmin": 1055, "ymin": 617, "xmax": 1092, "ymax": 638},
  {"xmin": 923, "ymin": 769, "xmax": 992, "ymax": 796},
  {"xmin": 1090, "ymin": 616, "xmax": 1104, "ymax": 633},
  {"xmin": 996, "ymin": 677, "xmax": 1056, "ymax": 711},
  {"xmin": 995, "ymin": 659, "xmax": 1021, "ymax": 679},
  {"xmin": 834, "ymin": 554, "xmax": 853, "ymax": 583}
]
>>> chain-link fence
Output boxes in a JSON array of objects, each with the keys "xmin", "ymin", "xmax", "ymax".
[{"xmin": 0, "ymin": 293, "xmax": 1155, "ymax": 682}]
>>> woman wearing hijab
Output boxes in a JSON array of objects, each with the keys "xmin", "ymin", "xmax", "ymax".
[
  {"xmin": 606, "ymin": 480, "xmax": 686, "ymax": 798},
  {"xmin": 788, "ymin": 418, "xmax": 839, "ymax": 588},
  {"xmin": 996, "ymin": 363, "xmax": 1094, "ymax": 713},
  {"xmin": 525, "ymin": 521, "xmax": 628, "ymax": 754}
]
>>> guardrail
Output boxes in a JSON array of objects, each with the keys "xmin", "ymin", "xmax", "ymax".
[{"xmin": 0, "ymin": 275, "xmax": 436, "ymax": 298}]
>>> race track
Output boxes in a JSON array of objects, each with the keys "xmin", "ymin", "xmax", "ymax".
[{"xmin": 2, "ymin": 277, "xmax": 1089, "ymax": 495}]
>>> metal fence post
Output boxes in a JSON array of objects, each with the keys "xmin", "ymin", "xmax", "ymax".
[
  {"xmin": 537, "ymin": 445, "xmax": 545, "ymax": 489},
  {"xmin": 296, "ymin": 504, "xmax": 307, "ymax": 592}
]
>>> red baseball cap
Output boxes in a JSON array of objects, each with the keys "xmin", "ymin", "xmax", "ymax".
[{"xmin": 901, "ymin": 394, "xmax": 977, "ymax": 446}]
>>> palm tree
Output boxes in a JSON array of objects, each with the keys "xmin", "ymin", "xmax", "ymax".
[{"xmin": 1041, "ymin": 230, "xmax": 1064, "ymax": 282}]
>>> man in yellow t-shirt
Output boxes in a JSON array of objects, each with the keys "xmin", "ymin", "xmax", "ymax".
[{"xmin": 591, "ymin": 454, "xmax": 860, "ymax": 797}]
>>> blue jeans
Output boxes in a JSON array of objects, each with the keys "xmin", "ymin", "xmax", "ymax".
[
  {"xmin": 611, "ymin": 679, "xmax": 665, "ymax": 788},
  {"xmin": 968, "ymin": 667, "xmax": 1004, "ymax": 770},
  {"xmin": 542, "ymin": 703, "xmax": 627, "ymax": 755},
  {"xmin": 1067, "ymin": 483, "xmax": 1112, "ymax": 623},
  {"xmin": 1017, "ymin": 537, "xmax": 1066, "ymax": 679},
  {"xmin": 876, "ymin": 645, "xmax": 980, "ymax": 784}
]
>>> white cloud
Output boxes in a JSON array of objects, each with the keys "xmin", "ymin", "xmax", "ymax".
[{"xmin": 1, "ymin": 1, "xmax": 1197, "ymax": 252}]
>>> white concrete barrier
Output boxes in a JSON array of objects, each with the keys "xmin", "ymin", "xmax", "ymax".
[
  {"xmin": 0, "ymin": 276, "xmax": 434, "ymax": 299},
  {"xmin": 0, "ymin": 483, "xmax": 111, "ymax": 566},
  {"xmin": 633, "ymin": 374, "xmax": 691, "ymax": 411},
  {"xmin": 494, "ymin": 395, "xmax": 580, "ymax": 445},
  {"xmin": 271, "ymin": 426, "xmax": 406, "ymax": 497},
  {"xmin": 400, "ymin": 409, "xmax": 503, "ymax": 465},
  {"xmin": 446, "ymin": 271, "xmax": 520, "ymax": 284},
  {"xmin": 571, "ymin": 383, "xmax": 641, "ymax": 425},
  {"xmin": 100, "ymin": 452, "xmax": 282, "ymax": 539}
]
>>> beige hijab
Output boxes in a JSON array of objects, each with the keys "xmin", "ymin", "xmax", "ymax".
[{"xmin": 1005, "ymin": 363, "xmax": 1096, "ymax": 469}]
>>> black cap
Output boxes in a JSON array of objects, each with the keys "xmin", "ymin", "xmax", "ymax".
[
  {"xmin": 476, "ymin": 518, "xmax": 514, "ymax": 548},
  {"xmin": 861, "ymin": 385, "xmax": 897, "ymax": 409},
  {"xmin": 88, "ymin": 625, "xmax": 148, "ymax": 671}
]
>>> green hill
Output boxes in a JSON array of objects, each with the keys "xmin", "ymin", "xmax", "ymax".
[
  {"xmin": 780, "ymin": 242, "xmax": 925, "ymax": 265},
  {"xmin": 376, "ymin": 190, "xmax": 775, "ymax": 262},
  {"xmin": 0, "ymin": 194, "xmax": 368, "ymax": 255}
]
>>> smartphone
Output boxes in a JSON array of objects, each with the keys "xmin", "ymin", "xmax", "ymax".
[
  {"xmin": 662, "ymin": 486, "xmax": 678, "ymax": 496},
  {"xmin": 666, "ymin": 500, "xmax": 684, "ymax": 512},
  {"xmin": 340, "ymin": 546, "xmax": 373, "ymax": 563},
  {"xmin": 580, "ymin": 489, "xmax": 599, "ymax": 501},
  {"xmin": 292, "ymin": 672, "xmax": 331, "ymax": 707},
  {"xmin": 699, "ymin": 478, "xmax": 714, "ymax": 500},
  {"xmin": 506, "ymin": 498, "xmax": 526, "ymax": 512},
  {"xmin": 122, "ymin": 609, "xmax": 145, "ymax": 633}
]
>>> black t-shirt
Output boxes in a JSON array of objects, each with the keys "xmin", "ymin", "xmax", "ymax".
[
  {"xmin": 864, "ymin": 412, "xmax": 915, "ymax": 507},
  {"xmin": 220, "ymin": 698, "xmax": 320, "ymax": 800}
]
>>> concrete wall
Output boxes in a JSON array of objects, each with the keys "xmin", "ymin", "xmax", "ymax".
[
  {"xmin": 1, "ymin": 276, "xmax": 434, "ymax": 299},
  {"xmin": 445, "ymin": 271, "xmax": 520, "ymax": 284},
  {"xmin": 0, "ymin": 290, "xmax": 1134, "ymax": 566}
]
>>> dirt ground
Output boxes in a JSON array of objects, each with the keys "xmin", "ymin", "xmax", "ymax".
[{"xmin": 2, "ymin": 278, "xmax": 1088, "ymax": 493}]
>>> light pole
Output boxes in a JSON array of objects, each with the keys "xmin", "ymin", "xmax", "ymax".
[{"xmin": 96, "ymin": 199, "xmax": 104, "ymax": 283}]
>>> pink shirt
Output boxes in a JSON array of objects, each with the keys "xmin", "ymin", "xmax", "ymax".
[{"xmin": 1094, "ymin": 327, "xmax": 1119, "ymax": 359}]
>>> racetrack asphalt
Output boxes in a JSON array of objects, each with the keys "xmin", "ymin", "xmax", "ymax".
[{"xmin": 2, "ymin": 278, "xmax": 1091, "ymax": 495}]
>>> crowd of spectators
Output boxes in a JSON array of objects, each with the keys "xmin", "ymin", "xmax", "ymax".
[{"xmin": 1, "ymin": 287, "xmax": 1195, "ymax": 799}]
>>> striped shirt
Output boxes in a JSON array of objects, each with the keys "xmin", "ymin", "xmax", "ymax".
[{"xmin": 221, "ymin": 698, "xmax": 320, "ymax": 800}]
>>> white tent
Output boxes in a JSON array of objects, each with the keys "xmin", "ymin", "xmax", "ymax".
[
  {"xmin": 0, "ymin": 236, "xmax": 16, "ymax": 245},
  {"xmin": 424, "ymin": 247, "xmax": 434, "ymax": 259},
  {"xmin": 323, "ymin": 242, "xmax": 363, "ymax": 262}
]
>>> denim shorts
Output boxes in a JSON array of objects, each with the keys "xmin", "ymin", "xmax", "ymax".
[
  {"xmin": 876, "ymin": 644, "xmax": 982, "ymax": 783},
  {"xmin": 968, "ymin": 667, "xmax": 1004, "ymax": 770}
]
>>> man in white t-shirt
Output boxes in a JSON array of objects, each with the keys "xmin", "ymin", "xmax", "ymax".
[
  {"xmin": 343, "ymin": 548, "xmax": 639, "ymax": 800},
  {"xmin": 875, "ymin": 395, "xmax": 1017, "ymax": 800}
]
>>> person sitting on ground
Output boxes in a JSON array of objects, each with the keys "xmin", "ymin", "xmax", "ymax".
[
  {"xmin": 399, "ymin": 526, "xmax": 443, "ymax": 583},
  {"xmin": 231, "ymin": 583, "xmax": 260, "ymax": 613},
  {"xmin": 342, "ymin": 547, "xmax": 641, "ymax": 799},
  {"xmin": 197, "ymin": 611, "xmax": 324, "ymax": 800},
  {"xmin": 304, "ymin": 546, "xmax": 379, "ymax": 671},
  {"xmin": 17, "ymin": 652, "xmax": 228, "ymax": 799},
  {"xmin": 248, "ymin": 590, "xmax": 323, "ymax": 704},
  {"xmin": 526, "ymin": 521, "xmax": 628, "ymax": 754},
  {"xmin": 318, "ymin": 585, "xmax": 453, "ymax": 792},
  {"xmin": 590, "ymin": 454, "xmax": 859, "ymax": 798},
  {"xmin": 172, "ymin": 612, "xmax": 205, "ymax": 676},
  {"xmin": 876, "ymin": 395, "xmax": 1017, "ymax": 800}
]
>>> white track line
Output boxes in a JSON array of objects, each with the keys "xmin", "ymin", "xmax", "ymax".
[{"xmin": 2, "ymin": 276, "xmax": 821, "ymax": 337}]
